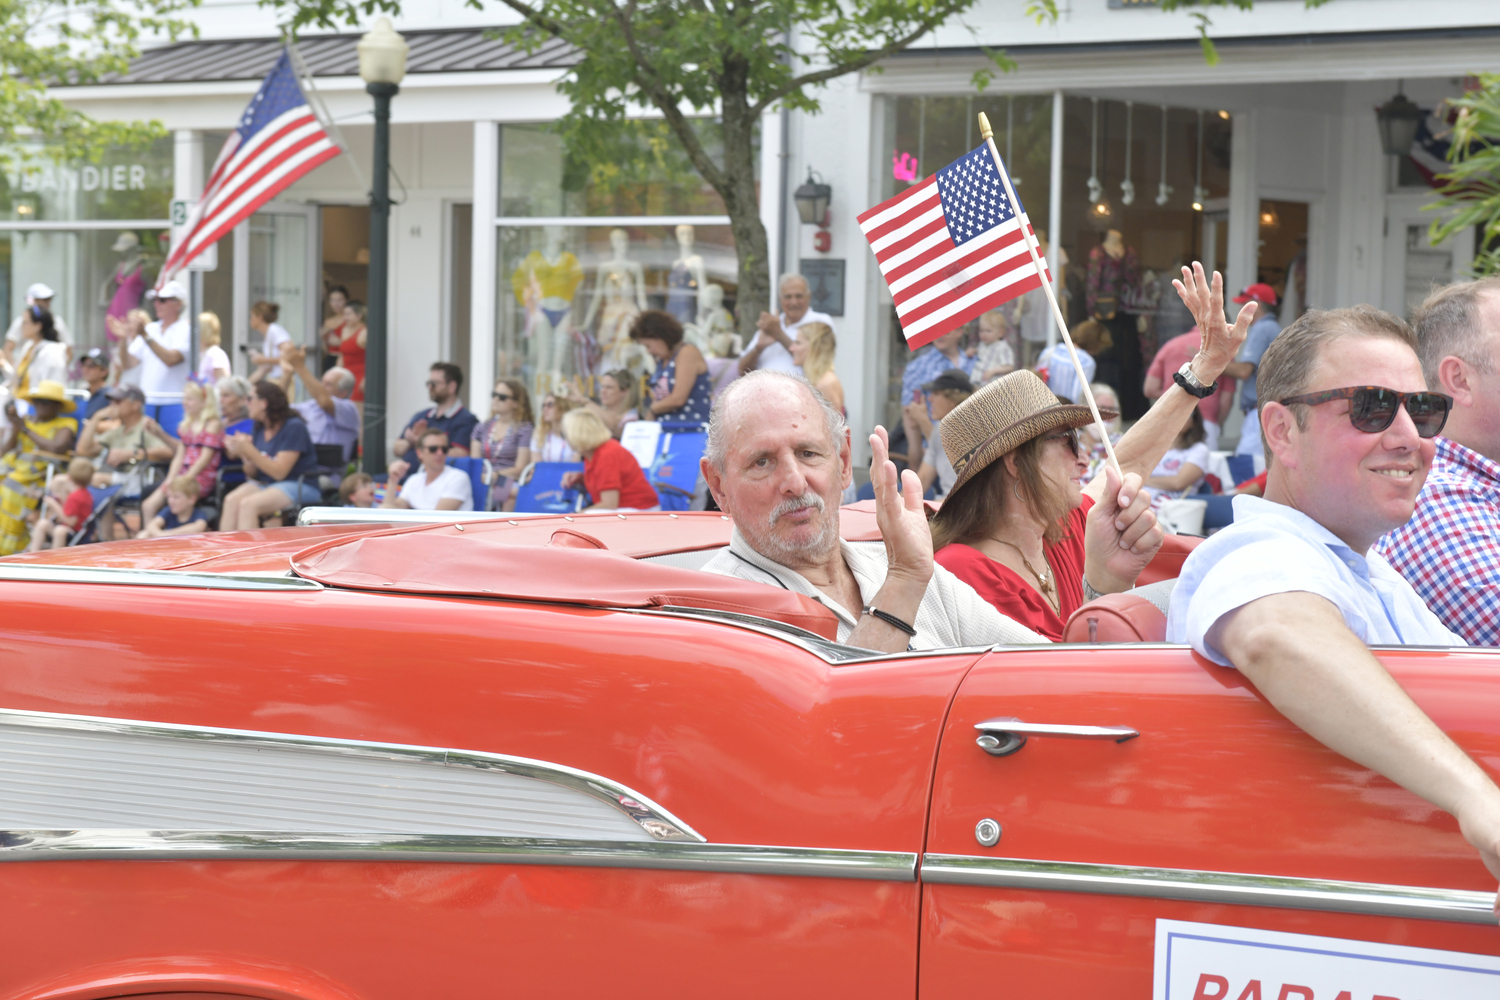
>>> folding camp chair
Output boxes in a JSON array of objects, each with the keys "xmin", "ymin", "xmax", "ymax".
[
  {"xmin": 647, "ymin": 422, "xmax": 708, "ymax": 512},
  {"xmin": 446, "ymin": 456, "xmax": 491, "ymax": 512},
  {"xmin": 513, "ymin": 462, "xmax": 585, "ymax": 514},
  {"xmin": 66, "ymin": 485, "xmax": 123, "ymax": 546}
]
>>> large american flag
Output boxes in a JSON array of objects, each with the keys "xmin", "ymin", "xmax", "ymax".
[
  {"xmin": 859, "ymin": 144, "xmax": 1049, "ymax": 351},
  {"xmin": 157, "ymin": 48, "xmax": 341, "ymax": 286}
]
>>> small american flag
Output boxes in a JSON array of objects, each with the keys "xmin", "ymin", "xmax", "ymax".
[
  {"xmin": 157, "ymin": 48, "xmax": 341, "ymax": 286},
  {"xmin": 859, "ymin": 144, "xmax": 1049, "ymax": 351}
]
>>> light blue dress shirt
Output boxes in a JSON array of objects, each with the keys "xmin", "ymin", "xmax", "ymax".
[
  {"xmin": 1166, "ymin": 495, "xmax": 1465, "ymax": 664},
  {"xmin": 1235, "ymin": 314, "xmax": 1281, "ymax": 410}
]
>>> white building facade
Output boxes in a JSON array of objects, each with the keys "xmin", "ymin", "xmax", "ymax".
[{"xmin": 13, "ymin": 0, "xmax": 1499, "ymax": 453}]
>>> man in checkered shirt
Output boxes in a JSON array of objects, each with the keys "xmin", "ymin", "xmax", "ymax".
[{"xmin": 1377, "ymin": 279, "xmax": 1500, "ymax": 646}]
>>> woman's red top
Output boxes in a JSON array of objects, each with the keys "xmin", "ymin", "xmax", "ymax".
[
  {"xmin": 934, "ymin": 496, "xmax": 1093, "ymax": 641},
  {"xmin": 583, "ymin": 439, "xmax": 660, "ymax": 510},
  {"xmin": 336, "ymin": 325, "xmax": 366, "ymax": 402}
]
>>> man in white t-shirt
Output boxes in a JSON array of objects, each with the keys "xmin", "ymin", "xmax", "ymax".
[
  {"xmin": 4, "ymin": 283, "xmax": 72, "ymax": 357},
  {"xmin": 384, "ymin": 430, "xmax": 473, "ymax": 511},
  {"xmin": 128, "ymin": 279, "xmax": 191, "ymax": 433},
  {"xmin": 737, "ymin": 273, "xmax": 834, "ymax": 376}
]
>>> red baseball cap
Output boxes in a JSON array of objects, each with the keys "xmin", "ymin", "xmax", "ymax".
[{"xmin": 1232, "ymin": 282, "xmax": 1278, "ymax": 306}]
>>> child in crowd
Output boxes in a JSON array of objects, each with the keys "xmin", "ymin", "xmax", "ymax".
[
  {"xmin": 140, "ymin": 380, "xmax": 222, "ymax": 528},
  {"xmin": 339, "ymin": 472, "xmax": 376, "ymax": 508},
  {"xmin": 27, "ymin": 458, "xmax": 94, "ymax": 551},
  {"xmin": 1142, "ymin": 407, "xmax": 1211, "ymax": 509},
  {"xmin": 138, "ymin": 476, "xmax": 210, "ymax": 538},
  {"xmin": 971, "ymin": 309, "xmax": 1017, "ymax": 384}
]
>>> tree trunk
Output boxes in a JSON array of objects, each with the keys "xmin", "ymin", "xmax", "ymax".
[{"xmin": 716, "ymin": 62, "xmax": 771, "ymax": 346}]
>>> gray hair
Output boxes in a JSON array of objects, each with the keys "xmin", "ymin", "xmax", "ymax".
[
  {"xmin": 778, "ymin": 273, "xmax": 809, "ymax": 295},
  {"xmin": 705, "ymin": 369, "xmax": 846, "ymax": 473},
  {"xmin": 327, "ymin": 366, "xmax": 357, "ymax": 394},
  {"xmin": 215, "ymin": 374, "xmax": 252, "ymax": 401},
  {"xmin": 1410, "ymin": 278, "xmax": 1500, "ymax": 388}
]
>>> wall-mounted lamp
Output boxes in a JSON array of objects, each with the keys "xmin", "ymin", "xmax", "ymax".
[
  {"xmin": 1375, "ymin": 82, "xmax": 1423, "ymax": 158},
  {"xmin": 794, "ymin": 168, "xmax": 832, "ymax": 252}
]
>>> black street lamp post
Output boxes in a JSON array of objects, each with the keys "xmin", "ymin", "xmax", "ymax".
[{"xmin": 357, "ymin": 18, "xmax": 408, "ymax": 474}]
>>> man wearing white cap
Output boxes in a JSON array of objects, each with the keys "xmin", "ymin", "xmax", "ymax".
[
  {"xmin": 3, "ymin": 284, "xmax": 72, "ymax": 359},
  {"xmin": 128, "ymin": 279, "xmax": 191, "ymax": 434}
]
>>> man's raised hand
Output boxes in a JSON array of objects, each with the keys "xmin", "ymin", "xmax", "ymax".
[{"xmin": 868, "ymin": 425, "xmax": 933, "ymax": 588}]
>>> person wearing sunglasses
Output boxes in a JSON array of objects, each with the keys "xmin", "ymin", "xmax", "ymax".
[
  {"xmin": 1376, "ymin": 278, "xmax": 1500, "ymax": 647},
  {"xmin": 1168, "ymin": 306, "xmax": 1500, "ymax": 901},
  {"xmin": 383, "ymin": 429, "xmax": 473, "ymax": 512},
  {"xmin": 927, "ymin": 262, "xmax": 1249, "ymax": 641}
]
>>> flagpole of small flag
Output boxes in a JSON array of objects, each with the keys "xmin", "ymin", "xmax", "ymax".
[{"xmin": 978, "ymin": 112, "xmax": 1122, "ymax": 479}]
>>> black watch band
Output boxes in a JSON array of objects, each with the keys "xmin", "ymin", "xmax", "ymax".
[{"xmin": 1173, "ymin": 365, "xmax": 1218, "ymax": 399}]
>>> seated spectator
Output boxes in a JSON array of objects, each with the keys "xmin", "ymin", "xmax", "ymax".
[
  {"xmin": 531, "ymin": 393, "xmax": 579, "ymax": 464},
  {"xmin": 1166, "ymin": 305, "xmax": 1500, "ymax": 894},
  {"xmin": 1082, "ymin": 382, "xmax": 1123, "ymax": 479},
  {"xmin": 338, "ymin": 471, "xmax": 376, "ymax": 508},
  {"xmin": 1376, "ymin": 278, "xmax": 1500, "ymax": 646},
  {"xmin": 973, "ymin": 308, "xmax": 1017, "ymax": 384},
  {"xmin": 76, "ymin": 384, "xmax": 173, "ymax": 541},
  {"xmin": 138, "ymin": 475, "xmax": 210, "ymax": 538},
  {"xmin": 1033, "ymin": 326, "xmax": 1100, "ymax": 404},
  {"xmin": 0, "ymin": 379, "xmax": 79, "ymax": 553},
  {"xmin": 927, "ymin": 263, "xmax": 1244, "ymax": 641},
  {"xmin": 26, "ymin": 457, "xmax": 93, "ymax": 551},
  {"xmin": 567, "ymin": 370, "xmax": 642, "ymax": 439},
  {"xmin": 700, "ymin": 369, "xmax": 1045, "ymax": 651},
  {"xmin": 281, "ymin": 343, "xmax": 361, "ymax": 465},
  {"xmin": 790, "ymin": 322, "xmax": 845, "ymax": 415},
  {"xmin": 1144, "ymin": 324, "xmax": 1238, "ymax": 451},
  {"xmin": 139, "ymin": 380, "xmax": 222, "ymax": 529},
  {"xmin": 633, "ymin": 310, "xmax": 712, "ymax": 425},
  {"xmin": 79, "ymin": 348, "xmax": 111, "ymax": 420},
  {"xmin": 392, "ymin": 362, "xmax": 477, "ymax": 463},
  {"xmin": 900, "ymin": 325, "xmax": 977, "ymax": 465},
  {"xmin": 473, "ymin": 378, "xmax": 533, "ymax": 511},
  {"xmin": 383, "ymin": 430, "xmax": 473, "ymax": 511},
  {"xmin": 1142, "ymin": 407, "xmax": 1211, "ymax": 508},
  {"xmin": 559, "ymin": 409, "xmax": 660, "ymax": 512},
  {"xmin": 912, "ymin": 370, "xmax": 974, "ymax": 498},
  {"xmin": 220, "ymin": 381, "xmax": 320, "ymax": 531},
  {"xmin": 215, "ymin": 375, "xmax": 256, "ymax": 489}
]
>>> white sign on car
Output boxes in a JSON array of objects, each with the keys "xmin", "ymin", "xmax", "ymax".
[{"xmin": 1154, "ymin": 918, "xmax": 1500, "ymax": 1000}]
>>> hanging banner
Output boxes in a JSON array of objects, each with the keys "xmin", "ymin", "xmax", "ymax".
[{"xmin": 1154, "ymin": 918, "xmax": 1500, "ymax": 1000}]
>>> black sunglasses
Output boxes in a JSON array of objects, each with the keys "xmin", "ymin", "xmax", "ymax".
[
  {"xmin": 492, "ymin": 392, "xmax": 514, "ymax": 401},
  {"xmin": 1278, "ymin": 386, "xmax": 1452, "ymax": 439},
  {"xmin": 1040, "ymin": 427, "xmax": 1082, "ymax": 457},
  {"xmin": 421, "ymin": 444, "xmax": 447, "ymax": 453}
]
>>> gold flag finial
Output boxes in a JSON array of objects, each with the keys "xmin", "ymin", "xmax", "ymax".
[{"xmin": 978, "ymin": 112, "xmax": 993, "ymax": 141}]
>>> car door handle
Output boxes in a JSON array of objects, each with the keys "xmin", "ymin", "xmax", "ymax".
[{"xmin": 974, "ymin": 717, "xmax": 1139, "ymax": 757}]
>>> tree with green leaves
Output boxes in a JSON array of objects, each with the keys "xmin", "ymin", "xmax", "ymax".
[
  {"xmin": 270, "ymin": 0, "xmax": 1327, "ymax": 339},
  {"xmin": 1429, "ymin": 76, "xmax": 1500, "ymax": 277},
  {"xmin": 1, "ymin": 0, "xmax": 199, "ymax": 166}
]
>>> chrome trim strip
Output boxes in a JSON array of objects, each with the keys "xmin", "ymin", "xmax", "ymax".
[
  {"xmin": 0, "ymin": 707, "xmax": 702, "ymax": 843},
  {"xmin": 296, "ymin": 507, "xmax": 553, "ymax": 526},
  {"xmin": 0, "ymin": 564, "xmax": 322, "ymax": 591},
  {"xmin": 0, "ymin": 831, "xmax": 916, "ymax": 881},
  {"xmin": 921, "ymin": 854, "xmax": 1499, "ymax": 925}
]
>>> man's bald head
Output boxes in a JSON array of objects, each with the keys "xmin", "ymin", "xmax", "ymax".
[{"xmin": 706, "ymin": 370, "xmax": 845, "ymax": 473}]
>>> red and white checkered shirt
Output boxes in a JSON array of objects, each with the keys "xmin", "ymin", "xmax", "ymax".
[{"xmin": 1376, "ymin": 436, "xmax": 1500, "ymax": 646}]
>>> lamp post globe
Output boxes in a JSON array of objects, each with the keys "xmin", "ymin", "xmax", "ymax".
[
  {"xmin": 1375, "ymin": 88, "xmax": 1423, "ymax": 158},
  {"xmin": 793, "ymin": 170, "xmax": 831, "ymax": 228},
  {"xmin": 358, "ymin": 17, "xmax": 408, "ymax": 474}
]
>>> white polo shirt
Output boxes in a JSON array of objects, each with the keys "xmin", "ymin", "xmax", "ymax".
[{"xmin": 129, "ymin": 318, "xmax": 191, "ymax": 405}]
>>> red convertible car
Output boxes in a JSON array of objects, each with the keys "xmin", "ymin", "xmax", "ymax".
[{"xmin": 0, "ymin": 506, "xmax": 1495, "ymax": 1000}]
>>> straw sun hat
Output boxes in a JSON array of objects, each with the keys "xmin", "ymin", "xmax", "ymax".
[
  {"xmin": 941, "ymin": 369, "xmax": 1116, "ymax": 498},
  {"xmin": 21, "ymin": 380, "xmax": 76, "ymax": 414}
]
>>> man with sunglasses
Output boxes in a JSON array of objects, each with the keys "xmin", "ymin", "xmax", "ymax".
[
  {"xmin": 1376, "ymin": 279, "xmax": 1500, "ymax": 646},
  {"xmin": 1167, "ymin": 306, "xmax": 1500, "ymax": 902}
]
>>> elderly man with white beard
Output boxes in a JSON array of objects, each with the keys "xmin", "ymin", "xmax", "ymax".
[{"xmin": 700, "ymin": 370, "xmax": 1162, "ymax": 652}]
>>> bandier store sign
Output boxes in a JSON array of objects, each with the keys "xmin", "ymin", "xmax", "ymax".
[{"xmin": 1154, "ymin": 919, "xmax": 1500, "ymax": 999}]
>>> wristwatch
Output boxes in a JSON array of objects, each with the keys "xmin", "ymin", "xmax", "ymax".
[{"xmin": 1173, "ymin": 362, "xmax": 1217, "ymax": 399}]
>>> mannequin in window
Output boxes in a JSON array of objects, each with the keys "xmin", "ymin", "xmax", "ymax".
[
  {"xmin": 695, "ymin": 283, "xmax": 740, "ymax": 359},
  {"xmin": 665, "ymin": 224, "xmax": 707, "ymax": 327},
  {"xmin": 1086, "ymin": 228, "xmax": 1147, "ymax": 420},
  {"xmin": 102, "ymin": 231, "xmax": 150, "ymax": 345},
  {"xmin": 581, "ymin": 227, "xmax": 650, "ymax": 376},
  {"xmin": 511, "ymin": 225, "xmax": 583, "ymax": 380}
]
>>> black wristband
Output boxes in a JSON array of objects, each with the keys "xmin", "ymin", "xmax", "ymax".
[{"xmin": 864, "ymin": 605, "xmax": 917, "ymax": 637}]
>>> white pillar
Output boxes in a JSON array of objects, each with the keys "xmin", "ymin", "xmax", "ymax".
[
  {"xmin": 173, "ymin": 130, "xmax": 202, "ymax": 201},
  {"xmin": 469, "ymin": 121, "xmax": 498, "ymax": 415},
  {"xmin": 1048, "ymin": 91, "xmax": 1064, "ymax": 348},
  {"xmin": 1227, "ymin": 110, "xmax": 1257, "ymax": 303}
]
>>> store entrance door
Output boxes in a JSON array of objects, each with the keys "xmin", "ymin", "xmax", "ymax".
[
  {"xmin": 241, "ymin": 202, "xmax": 319, "ymax": 376},
  {"xmin": 1383, "ymin": 194, "xmax": 1473, "ymax": 320}
]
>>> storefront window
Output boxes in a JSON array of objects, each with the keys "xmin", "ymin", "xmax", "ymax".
[
  {"xmin": 0, "ymin": 139, "xmax": 173, "ymax": 366},
  {"xmin": 881, "ymin": 95, "xmax": 1232, "ymax": 423},
  {"xmin": 495, "ymin": 222, "xmax": 738, "ymax": 400}
]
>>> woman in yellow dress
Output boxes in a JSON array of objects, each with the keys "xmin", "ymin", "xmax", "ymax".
[{"xmin": 0, "ymin": 380, "xmax": 78, "ymax": 554}]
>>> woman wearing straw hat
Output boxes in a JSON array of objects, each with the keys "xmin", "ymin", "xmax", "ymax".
[
  {"xmin": 0, "ymin": 380, "xmax": 78, "ymax": 554},
  {"xmin": 929, "ymin": 263, "xmax": 1251, "ymax": 640}
]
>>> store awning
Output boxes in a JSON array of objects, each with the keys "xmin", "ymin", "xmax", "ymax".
[{"xmin": 112, "ymin": 28, "xmax": 579, "ymax": 84}]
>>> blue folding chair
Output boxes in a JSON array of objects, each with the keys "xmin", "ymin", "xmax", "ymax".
[
  {"xmin": 514, "ymin": 462, "xmax": 585, "ymax": 513},
  {"xmin": 67, "ymin": 485, "xmax": 123, "ymax": 546},
  {"xmin": 1224, "ymin": 454, "xmax": 1258, "ymax": 487},
  {"xmin": 446, "ymin": 456, "xmax": 491, "ymax": 512},
  {"xmin": 648, "ymin": 422, "xmax": 707, "ymax": 512}
]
